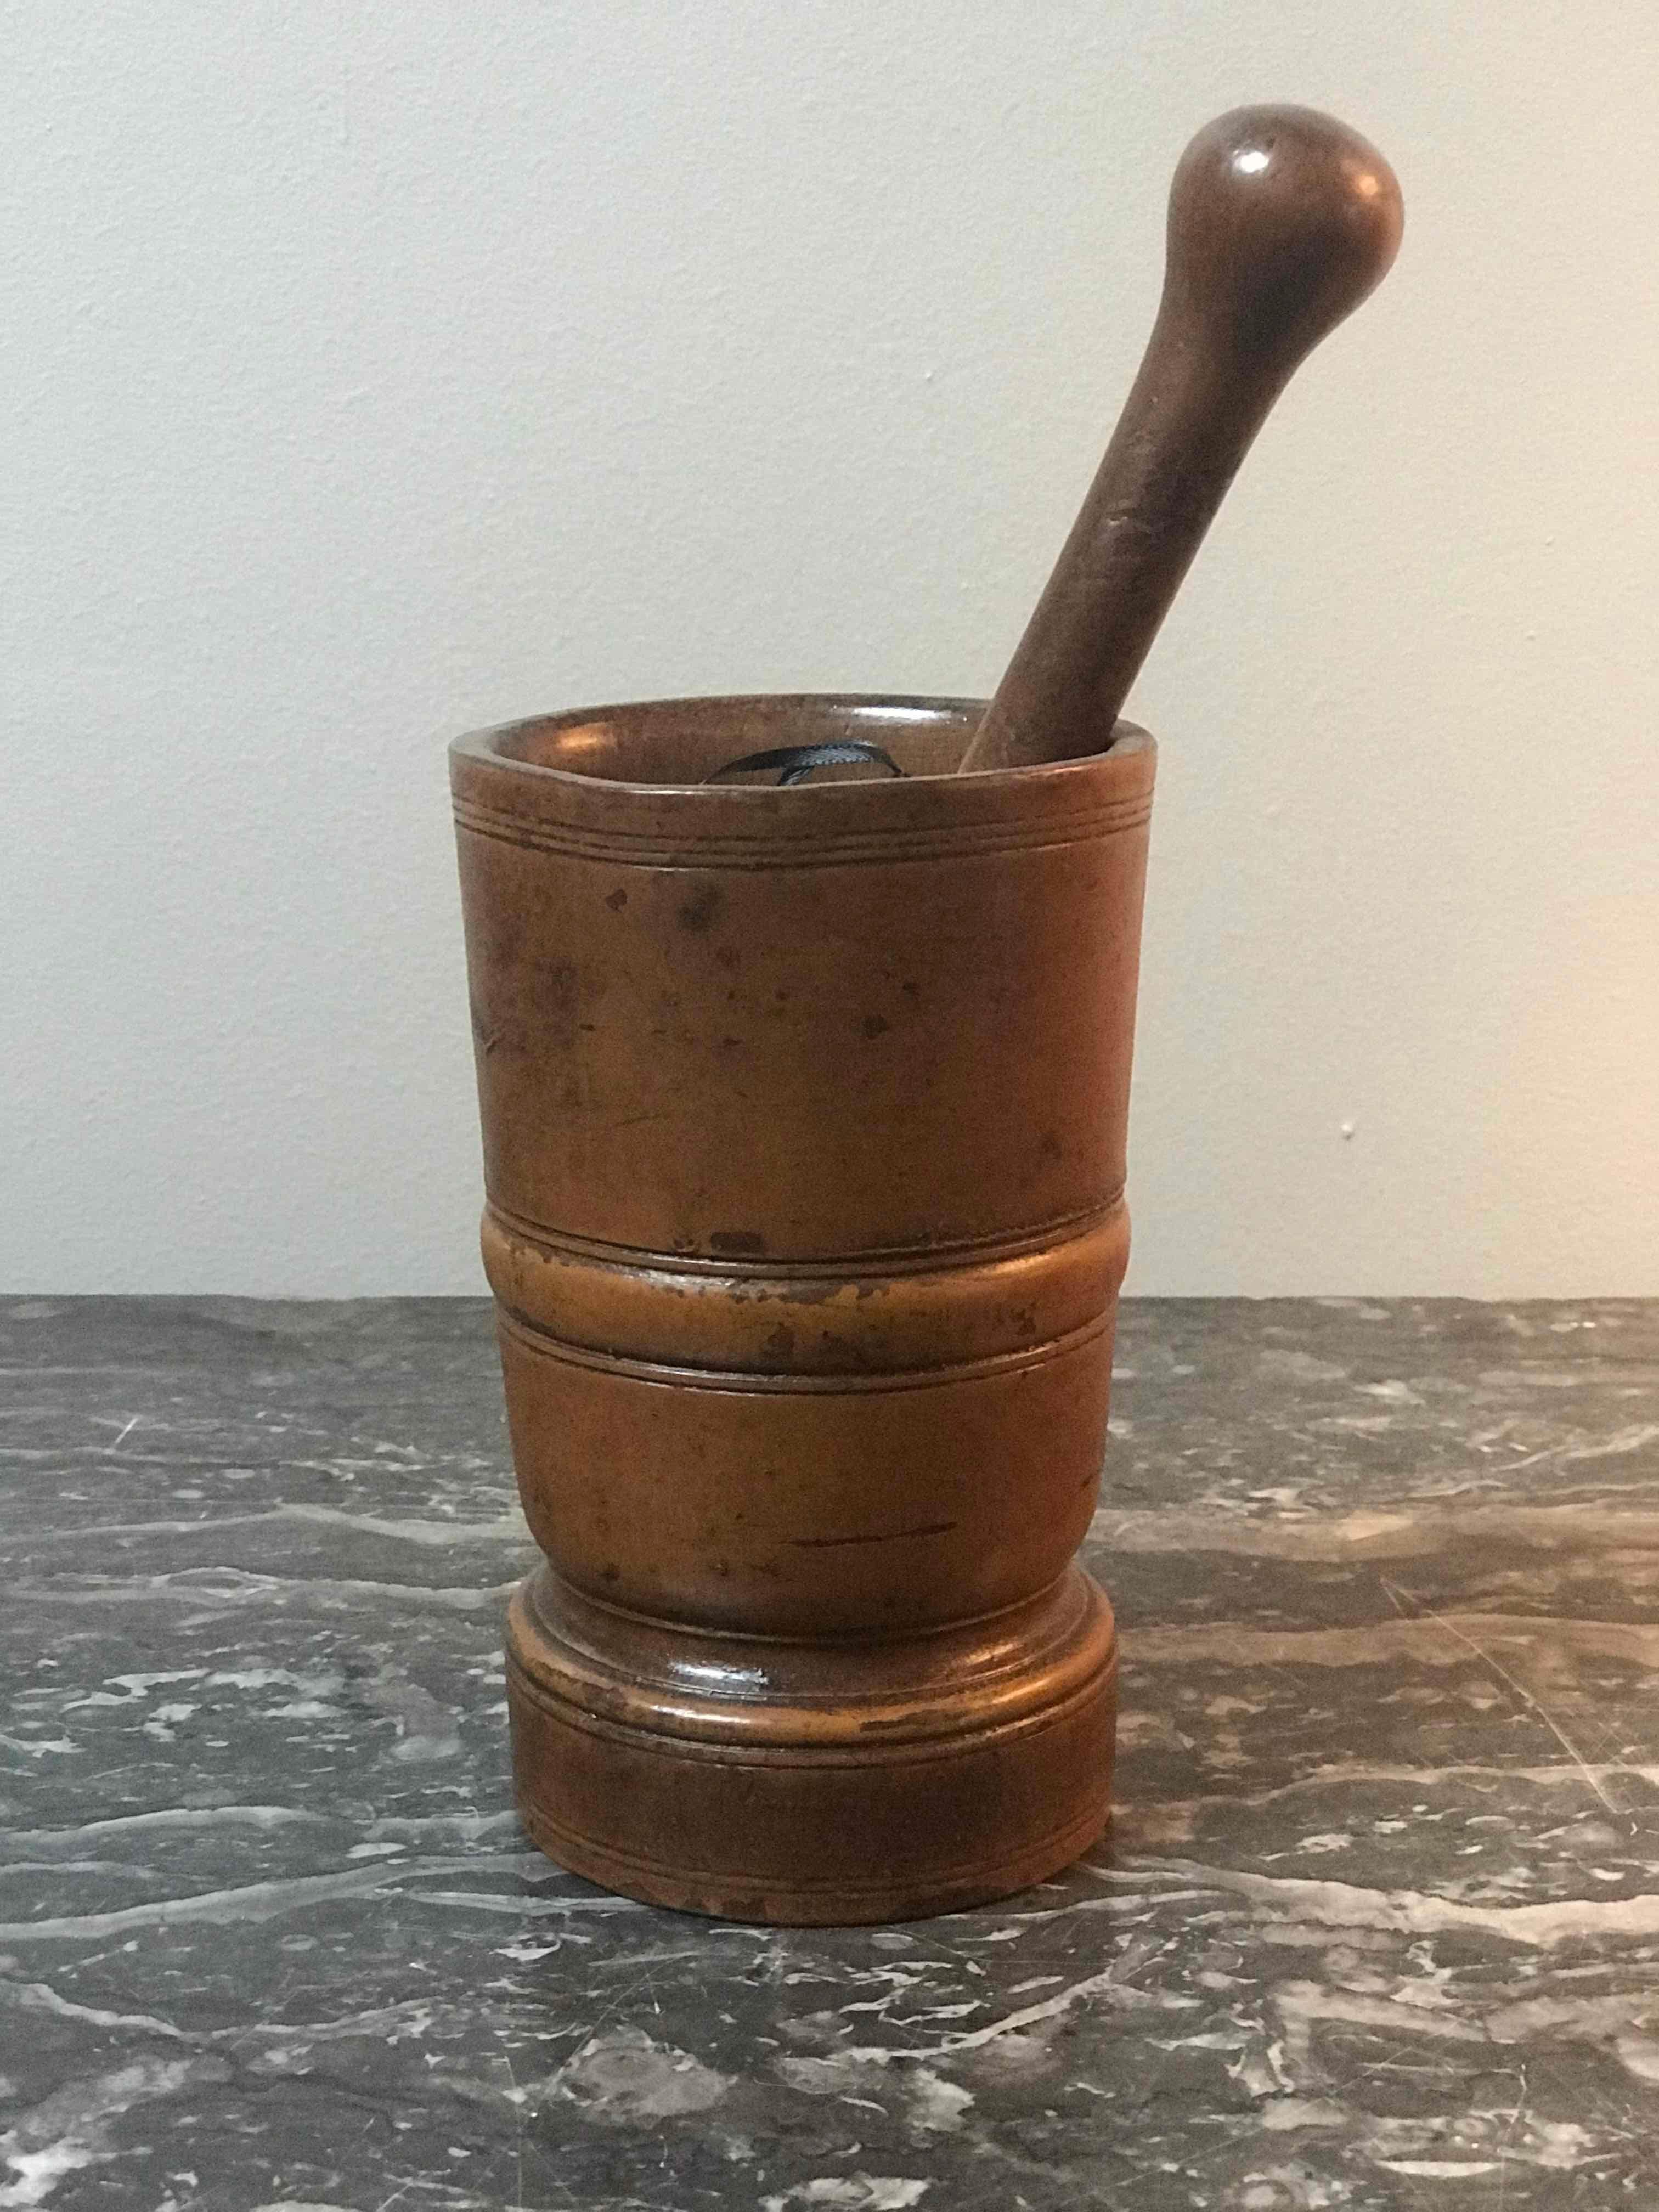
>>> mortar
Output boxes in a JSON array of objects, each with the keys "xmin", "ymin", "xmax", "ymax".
[{"xmin": 451, "ymin": 693, "xmax": 1153, "ymax": 1921}]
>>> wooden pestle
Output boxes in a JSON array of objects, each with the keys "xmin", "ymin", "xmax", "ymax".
[{"xmin": 958, "ymin": 105, "xmax": 1402, "ymax": 774}]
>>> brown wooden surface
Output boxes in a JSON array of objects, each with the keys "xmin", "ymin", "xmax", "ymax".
[
  {"xmin": 962, "ymin": 104, "xmax": 1402, "ymax": 774},
  {"xmin": 452, "ymin": 695, "xmax": 1151, "ymax": 1921}
]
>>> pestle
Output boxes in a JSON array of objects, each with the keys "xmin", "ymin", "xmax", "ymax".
[{"xmin": 958, "ymin": 105, "xmax": 1402, "ymax": 775}]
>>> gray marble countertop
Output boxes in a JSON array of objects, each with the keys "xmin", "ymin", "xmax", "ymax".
[{"xmin": 3, "ymin": 1297, "xmax": 1657, "ymax": 2210}]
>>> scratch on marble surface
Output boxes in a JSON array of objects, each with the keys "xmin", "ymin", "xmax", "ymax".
[
  {"xmin": 364, "ymin": 1810, "xmax": 522, "ymax": 1846},
  {"xmin": 9, "ymin": 1569, "xmax": 521, "ymax": 1612},
  {"xmin": 1096, "ymin": 1858, "xmax": 1659, "ymax": 1947},
  {"xmin": 1379, "ymin": 1577, "xmax": 1626, "ymax": 1815},
  {"xmin": 1, "ymin": 1802, "xmax": 517, "ymax": 1858},
  {"xmin": 0, "ymin": 1859, "xmax": 166, "ymax": 1886},
  {"xmin": 1113, "ymin": 1759, "xmax": 1659, "ymax": 1848},
  {"xmin": 1095, "ymin": 1497, "xmax": 1659, "ymax": 1558},
  {"xmin": 1125, "ymin": 1611, "xmax": 1659, "ymax": 1669},
  {"xmin": 400, "ymin": 1888, "xmax": 641, "ymax": 1920},
  {"xmin": 0, "ymin": 1852, "xmax": 567, "ymax": 1941},
  {"xmin": 24, "ymin": 1504, "xmax": 534, "ymax": 1548},
  {"xmin": 837, "ymin": 1965, "xmax": 1203, "ymax": 2067}
]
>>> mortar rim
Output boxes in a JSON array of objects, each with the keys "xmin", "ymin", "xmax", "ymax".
[{"xmin": 448, "ymin": 690, "xmax": 1153, "ymax": 800}]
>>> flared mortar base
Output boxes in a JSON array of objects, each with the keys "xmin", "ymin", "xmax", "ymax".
[{"xmin": 505, "ymin": 1562, "xmax": 1117, "ymax": 1925}]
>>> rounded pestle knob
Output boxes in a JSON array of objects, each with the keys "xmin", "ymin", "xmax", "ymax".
[{"xmin": 958, "ymin": 105, "xmax": 1403, "ymax": 774}]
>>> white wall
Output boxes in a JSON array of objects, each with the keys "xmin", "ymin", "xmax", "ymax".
[{"xmin": 5, "ymin": 3, "xmax": 1657, "ymax": 1296}]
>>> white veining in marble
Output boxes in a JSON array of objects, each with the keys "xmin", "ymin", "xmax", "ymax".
[{"xmin": 2, "ymin": 1296, "xmax": 1656, "ymax": 2208}]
